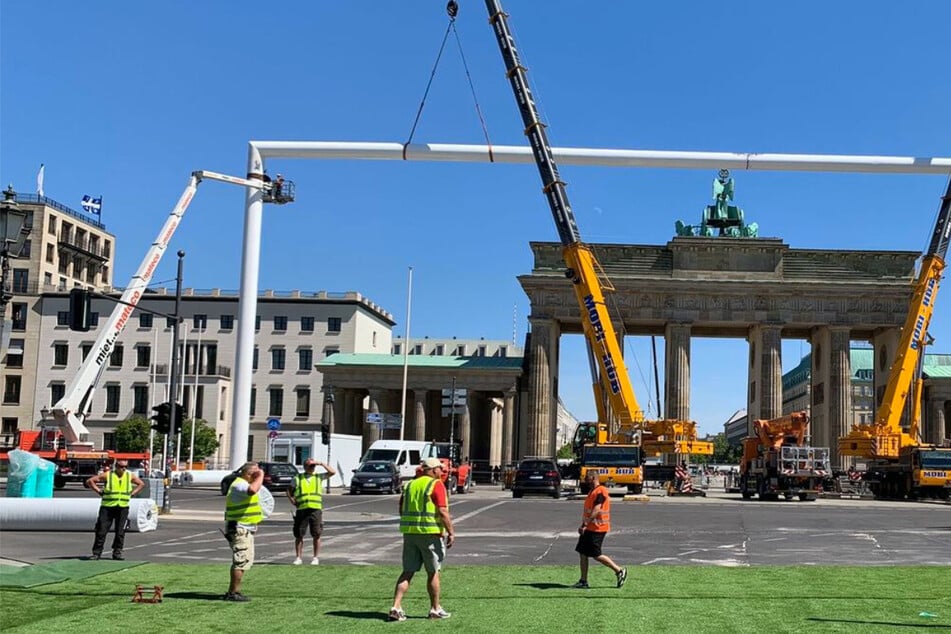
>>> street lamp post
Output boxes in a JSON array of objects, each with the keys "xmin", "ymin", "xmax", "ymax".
[{"xmin": 1, "ymin": 186, "xmax": 29, "ymax": 362}]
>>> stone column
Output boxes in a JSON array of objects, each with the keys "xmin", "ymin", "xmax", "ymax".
[
  {"xmin": 935, "ymin": 403, "xmax": 947, "ymax": 445},
  {"xmin": 458, "ymin": 395, "xmax": 471, "ymax": 461},
  {"xmin": 365, "ymin": 388, "xmax": 383, "ymax": 452},
  {"xmin": 809, "ymin": 328, "xmax": 831, "ymax": 452},
  {"xmin": 412, "ymin": 389, "xmax": 428, "ymax": 441},
  {"xmin": 489, "ymin": 396, "xmax": 503, "ymax": 468},
  {"xmin": 526, "ymin": 317, "xmax": 558, "ymax": 457},
  {"xmin": 872, "ymin": 328, "xmax": 900, "ymax": 416},
  {"xmin": 747, "ymin": 324, "xmax": 783, "ymax": 427},
  {"xmin": 664, "ymin": 323, "xmax": 691, "ymax": 420},
  {"xmin": 828, "ymin": 327, "xmax": 852, "ymax": 468},
  {"xmin": 502, "ymin": 389, "xmax": 516, "ymax": 465}
]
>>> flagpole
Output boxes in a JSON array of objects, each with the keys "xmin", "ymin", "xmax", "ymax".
[
  {"xmin": 188, "ymin": 325, "xmax": 202, "ymax": 468},
  {"xmin": 398, "ymin": 266, "xmax": 413, "ymax": 441}
]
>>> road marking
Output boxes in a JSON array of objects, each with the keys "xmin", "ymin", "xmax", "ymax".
[{"xmin": 452, "ymin": 500, "xmax": 508, "ymax": 523}]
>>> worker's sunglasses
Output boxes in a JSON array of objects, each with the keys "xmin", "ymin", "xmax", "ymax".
[{"xmin": 115, "ymin": 464, "xmax": 128, "ymax": 469}]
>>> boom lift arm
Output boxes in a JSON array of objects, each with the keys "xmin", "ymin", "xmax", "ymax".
[
  {"xmin": 839, "ymin": 178, "xmax": 951, "ymax": 459},
  {"xmin": 51, "ymin": 170, "xmax": 286, "ymax": 446}
]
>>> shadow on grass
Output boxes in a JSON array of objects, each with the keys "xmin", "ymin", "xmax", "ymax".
[
  {"xmin": 808, "ymin": 618, "xmax": 949, "ymax": 629},
  {"xmin": 325, "ymin": 611, "xmax": 389, "ymax": 622},
  {"xmin": 164, "ymin": 591, "xmax": 226, "ymax": 601},
  {"xmin": 513, "ymin": 582, "xmax": 576, "ymax": 590}
]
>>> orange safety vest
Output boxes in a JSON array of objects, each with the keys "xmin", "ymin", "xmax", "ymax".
[{"xmin": 583, "ymin": 484, "xmax": 611, "ymax": 533}]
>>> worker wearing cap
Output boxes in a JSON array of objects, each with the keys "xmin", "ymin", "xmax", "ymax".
[
  {"xmin": 86, "ymin": 459, "xmax": 144, "ymax": 561},
  {"xmin": 573, "ymin": 470, "xmax": 626, "ymax": 589},
  {"xmin": 286, "ymin": 457, "xmax": 336, "ymax": 565},
  {"xmin": 388, "ymin": 457, "xmax": 455, "ymax": 622}
]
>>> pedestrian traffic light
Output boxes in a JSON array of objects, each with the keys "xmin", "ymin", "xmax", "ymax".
[
  {"xmin": 68, "ymin": 288, "xmax": 92, "ymax": 332},
  {"xmin": 320, "ymin": 423, "xmax": 330, "ymax": 445},
  {"xmin": 150, "ymin": 402, "xmax": 171, "ymax": 434},
  {"xmin": 171, "ymin": 403, "xmax": 185, "ymax": 435}
]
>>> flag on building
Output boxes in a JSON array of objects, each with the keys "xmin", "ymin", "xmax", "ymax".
[
  {"xmin": 81, "ymin": 195, "xmax": 102, "ymax": 215},
  {"xmin": 36, "ymin": 164, "xmax": 45, "ymax": 197}
]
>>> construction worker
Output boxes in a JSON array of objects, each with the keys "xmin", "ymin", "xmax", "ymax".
[
  {"xmin": 86, "ymin": 459, "xmax": 144, "ymax": 561},
  {"xmin": 286, "ymin": 458, "xmax": 336, "ymax": 565},
  {"xmin": 388, "ymin": 457, "xmax": 455, "ymax": 622},
  {"xmin": 223, "ymin": 462, "xmax": 264, "ymax": 602},
  {"xmin": 573, "ymin": 470, "xmax": 626, "ymax": 589}
]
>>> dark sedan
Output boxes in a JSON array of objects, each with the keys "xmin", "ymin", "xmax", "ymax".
[
  {"xmin": 219, "ymin": 462, "xmax": 299, "ymax": 495},
  {"xmin": 512, "ymin": 458, "xmax": 561, "ymax": 499},
  {"xmin": 350, "ymin": 461, "xmax": 401, "ymax": 495}
]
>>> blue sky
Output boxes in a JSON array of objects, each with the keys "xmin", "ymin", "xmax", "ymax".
[{"xmin": 3, "ymin": 1, "xmax": 949, "ymax": 436}]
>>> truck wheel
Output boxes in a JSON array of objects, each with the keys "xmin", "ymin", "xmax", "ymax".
[
  {"xmin": 54, "ymin": 474, "xmax": 67, "ymax": 490},
  {"xmin": 513, "ymin": 489, "xmax": 523, "ymax": 499},
  {"xmin": 447, "ymin": 476, "xmax": 457, "ymax": 493},
  {"xmin": 627, "ymin": 484, "xmax": 643, "ymax": 495}
]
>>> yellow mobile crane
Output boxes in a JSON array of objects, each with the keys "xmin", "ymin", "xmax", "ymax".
[
  {"xmin": 838, "ymin": 178, "xmax": 951, "ymax": 500},
  {"xmin": 484, "ymin": 0, "xmax": 711, "ymax": 494}
]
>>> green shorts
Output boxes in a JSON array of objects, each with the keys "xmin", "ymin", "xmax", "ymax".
[{"xmin": 401, "ymin": 533, "xmax": 446, "ymax": 574}]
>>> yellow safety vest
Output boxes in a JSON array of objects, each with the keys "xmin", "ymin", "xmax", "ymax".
[
  {"xmin": 400, "ymin": 476, "xmax": 442, "ymax": 535},
  {"xmin": 225, "ymin": 480, "xmax": 263, "ymax": 524},
  {"xmin": 101, "ymin": 471, "xmax": 132, "ymax": 508},
  {"xmin": 293, "ymin": 473, "xmax": 323, "ymax": 510}
]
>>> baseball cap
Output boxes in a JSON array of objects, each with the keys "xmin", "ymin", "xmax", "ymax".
[{"xmin": 421, "ymin": 457, "xmax": 442, "ymax": 470}]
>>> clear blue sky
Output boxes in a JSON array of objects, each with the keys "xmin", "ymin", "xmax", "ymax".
[{"xmin": 3, "ymin": 1, "xmax": 949, "ymax": 436}]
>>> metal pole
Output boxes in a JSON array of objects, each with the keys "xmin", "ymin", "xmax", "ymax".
[
  {"xmin": 399, "ymin": 266, "xmax": 413, "ymax": 441},
  {"xmin": 188, "ymin": 325, "xmax": 202, "ymax": 467},
  {"xmin": 175, "ymin": 323, "xmax": 188, "ymax": 469},
  {"xmin": 448, "ymin": 376, "xmax": 457, "ymax": 450},
  {"xmin": 324, "ymin": 387, "xmax": 334, "ymax": 494},
  {"xmin": 148, "ymin": 328, "xmax": 157, "ymax": 470},
  {"xmin": 162, "ymin": 250, "xmax": 184, "ymax": 514}
]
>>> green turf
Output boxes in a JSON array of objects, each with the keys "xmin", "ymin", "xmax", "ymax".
[
  {"xmin": 0, "ymin": 559, "xmax": 144, "ymax": 588},
  {"xmin": 0, "ymin": 564, "xmax": 948, "ymax": 633}
]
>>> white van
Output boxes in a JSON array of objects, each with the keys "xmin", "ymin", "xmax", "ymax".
[{"xmin": 360, "ymin": 440, "xmax": 429, "ymax": 480}]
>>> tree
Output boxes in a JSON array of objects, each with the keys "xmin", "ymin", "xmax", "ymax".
[
  {"xmin": 710, "ymin": 432, "xmax": 742, "ymax": 464},
  {"xmin": 114, "ymin": 416, "xmax": 152, "ymax": 453},
  {"xmin": 180, "ymin": 418, "xmax": 220, "ymax": 462},
  {"xmin": 556, "ymin": 442, "xmax": 574, "ymax": 459}
]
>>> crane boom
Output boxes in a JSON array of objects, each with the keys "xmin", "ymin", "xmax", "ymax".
[
  {"xmin": 485, "ymin": 0, "xmax": 644, "ymax": 427},
  {"xmin": 51, "ymin": 170, "xmax": 273, "ymax": 445}
]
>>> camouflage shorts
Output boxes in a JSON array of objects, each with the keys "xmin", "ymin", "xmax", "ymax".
[{"xmin": 229, "ymin": 527, "xmax": 255, "ymax": 571}]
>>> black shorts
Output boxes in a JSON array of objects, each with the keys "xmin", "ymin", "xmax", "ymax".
[
  {"xmin": 293, "ymin": 509, "xmax": 323, "ymax": 539},
  {"xmin": 575, "ymin": 530, "xmax": 606, "ymax": 558}
]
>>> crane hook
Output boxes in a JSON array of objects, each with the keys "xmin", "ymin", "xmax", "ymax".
[{"xmin": 447, "ymin": 0, "xmax": 458, "ymax": 20}]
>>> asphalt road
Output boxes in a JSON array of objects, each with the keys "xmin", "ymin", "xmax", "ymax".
[{"xmin": 2, "ymin": 484, "xmax": 950, "ymax": 568}]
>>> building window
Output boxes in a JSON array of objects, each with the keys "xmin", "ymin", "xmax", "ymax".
[
  {"xmin": 372, "ymin": 331, "xmax": 377, "ymax": 347},
  {"xmin": 12, "ymin": 303, "xmax": 28, "ymax": 330},
  {"xmin": 86, "ymin": 266, "xmax": 97, "ymax": 283},
  {"xmin": 328, "ymin": 317, "xmax": 341, "ymax": 333},
  {"xmin": 139, "ymin": 313, "xmax": 153, "ymax": 328},
  {"xmin": 434, "ymin": 344, "xmax": 445, "ymax": 355},
  {"xmin": 136, "ymin": 345, "xmax": 151, "ymax": 368},
  {"xmin": 3, "ymin": 376, "xmax": 22, "ymax": 404},
  {"xmin": 205, "ymin": 344, "xmax": 217, "ymax": 373},
  {"xmin": 110, "ymin": 344, "xmax": 123, "ymax": 368},
  {"xmin": 274, "ymin": 316, "xmax": 288, "ymax": 331},
  {"xmin": 6, "ymin": 339, "xmax": 24, "ymax": 368},
  {"xmin": 12, "ymin": 269, "xmax": 28, "ymax": 293},
  {"xmin": 453, "ymin": 344, "xmax": 466, "ymax": 356},
  {"xmin": 497, "ymin": 346, "xmax": 507, "ymax": 358},
  {"xmin": 478, "ymin": 345, "xmax": 487, "ymax": 357},
  {"xmin": 412, "ymin": 344, "xmax": 422, "ymax": 355},
  {"xmin": 193, "ymin": 314, "xmax": 207, "ymax": 330},
  {"xmin": 44, "ymin": 272, "xmax": 52, "ymax": 286},
  {"xmin": 296, "ymin": 388, "xmax": 310, "ymax": 417},
  {"xmin": 54, "ymin": 343, "xmax": 69, "ymax": 366},
  {"xmin": 195, "ymin": 386, "xmax": 204, "ymax": 419},
  {"xmin": 2, "ymin": 418, "xmax": 18, "ymax": 434},
  {"xmin": 57, "ymin": 311, "xmax": 70, "ymax": 326},
  {"xmin": 250, "ymin": 387, "xmax": 256, "ymax": 416},
  {"xmin": 133, "ymin": 385, "xmax": 149, "ymax": 415},
  {"xmin": 252, "ymin": 347, "xmax": 259, "ymax": 370},
  {"xmin": 46, "ymin": 243, "xmax": 55, "ymax": 263},
  {"xmin": 90, "ymin": 312, "xmax": 99, "ymax": 327},
  {"xmin": 48, "ymin": 215, "xmax": 56, "ymax": 235},
  {"xmin": 20, "ymin": 239, "xmax": 31, "ymax": 258},
  {"xmin": 166, "ymin": 316, "xmax": 177, "ymax": 328},
  {"xmin": 81, "ymin": 343, "xmax": 93, "ymax": 360},
  {"xmin": 221, "ymin": 314, "xmax": 234, "ymax": 330},
  {"xmin": 105, "ymin": 385, "xmax": 121, "ymax": 414},
  {"xmin": 301, "ymin": 316, "xmax": 314, "ymax": 332},
  {"xmin": 298, "ymin": 348, "xmax": 313, "ymax": 371},
  {"xmin": 255, "ymin": 315, "xmax": 261, "ymax": 331},
  {"xmin": 50, "ymin": 383, "xmax": 66, "ymax": 404},
  {"xmin": 271, "ymin": 348, "xmax": 286, "ymax": 371},
  {"xmin": 268, "ymin": 388, "xmax": 283, "ymax": 416},
  {"xmin": 393, "ymin": 343, "xmax": 401, "ymax": 355},
  {"xmin": 324, "ymin": 347, "xmax": 339, "ymax": 357}
]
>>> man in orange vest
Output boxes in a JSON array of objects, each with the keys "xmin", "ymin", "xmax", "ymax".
[{"xmin": 573, "ymin": 470, "xmax": 627, "ymax": 589}]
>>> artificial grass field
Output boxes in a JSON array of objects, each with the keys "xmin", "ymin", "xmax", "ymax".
[{"xmin": 0, "ymin": 563, "xmax": 948, "ymax": 633}]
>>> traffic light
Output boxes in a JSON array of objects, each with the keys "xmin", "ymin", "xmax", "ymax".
[
  {"xmin": 171, "ymin": 403, "xmax": 185, "ymax": 434},
  {"xmin": 150, "ymin": 402, "xmax": 171, "ymax": 434},
  {"xmin": 320, "ymin": 423, "xmax": 330, "ymax": 445},
  {"xmin": 68, "ymin": 288, "xmax": 92, "ymax": 332}
]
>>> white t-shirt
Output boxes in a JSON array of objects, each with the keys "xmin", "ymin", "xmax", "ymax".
[{"xmin": 227, "ymin": 478, "xmax": 258, "ymax": 531}]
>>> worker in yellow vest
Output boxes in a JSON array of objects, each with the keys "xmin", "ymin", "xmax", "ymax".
[
  {"xmin": 573, "ymin": 470, "xmax": 627, "ymax": 589},
  {"xmin": 388, "ymin": 457, "xmax": 455, "ymax": 622},
  {"xmin": 223, "ymin": 462, "xmax": 264, "ymax": 602},
  {"xmin": 86, "ymin": 459, "xmax": 144, "ymax": 560},
  {"xmin": 286, "ymin": 458, "xmax": 336, "ymax": 565}
]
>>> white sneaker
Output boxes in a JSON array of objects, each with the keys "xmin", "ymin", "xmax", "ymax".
[
  {"xmin": 428, "ymin": 607, "xmax": 451, "ymax": 619},
  {"xmin": 310, "ymin": 557, "xmax": 319, "ymax": 565},
  {"xmin": 388, "ymin": 607, "xmax": 407, "ymax": 622},
  {"xmin": 292, "ymin": 557, "xmax": 302, "ymax": 565}
]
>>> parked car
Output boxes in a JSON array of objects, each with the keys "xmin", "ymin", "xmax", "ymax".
[
  {"xmin": 219, "ymin": 461, "xmax": 299, "ymax": 495},
  {"xmin": 350, "ymin": 460, "xmax": 401, "ymax": 495},
  {"xmin": 512, "ymin": 458, "xmax": 561, "ymax": 499}
]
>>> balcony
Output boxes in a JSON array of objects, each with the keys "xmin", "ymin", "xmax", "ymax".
[
  {"xmin": 58, "ymin": 233, "xmax": 110, "ymax": 262},
  {"xmin": 151, "ymin": 364, "xmax": 232, "ymax": 378}
]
